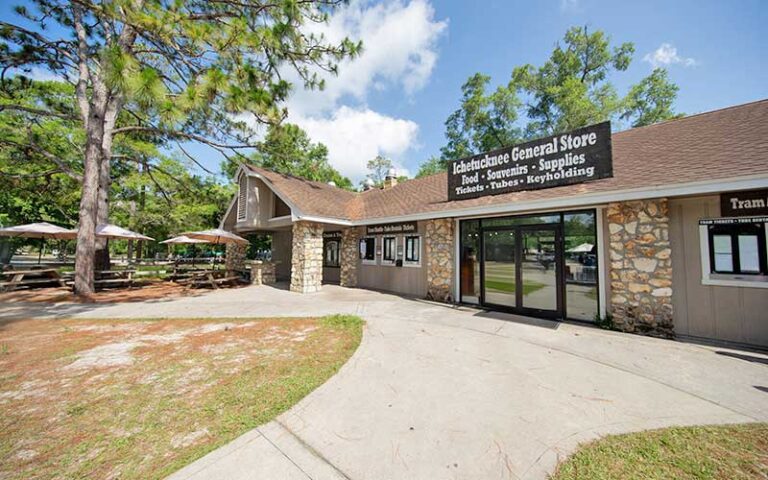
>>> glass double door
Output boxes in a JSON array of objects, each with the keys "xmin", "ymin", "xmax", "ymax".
[{"xmin": 481, "ymin": 225, "xmax": 563, "ymax": 317}]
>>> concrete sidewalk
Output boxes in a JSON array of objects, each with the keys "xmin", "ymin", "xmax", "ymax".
[{"xmin": 3, "ymin": 285, "xmax": 767, "ymax": 479}]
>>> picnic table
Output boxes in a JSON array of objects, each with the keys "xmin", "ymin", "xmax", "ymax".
[
  {"xmin": 0, "ymin": 268, "xmax": 66, "ymax": 292},
  {"xmin": 61, "ymin": 269, "xmax": 147, "ymax": 290},
  {"xmin": 174, "ymin": 269, "xmax": 240, "ymax": 289},
  {"xmin": 169, "ymin": 265, "xmax": 205, "ymax": 282}
]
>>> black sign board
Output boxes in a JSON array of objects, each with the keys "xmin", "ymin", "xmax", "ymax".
[
  {"xmin": 699, "ymin": 216, "xmax": 768, "ymax": 226},
  {"xmin": 323, "ymin": 231, "xmax": 342, "ymax": 239},
  {"xmin": 366, "ymin": 222, "xmax": 417, "ymax": 235},
  {"xmin": 720, "ymin": 189, "xmax": 768, "ymax": 217},
  {"xmin": 447, "ymin": 122, "xmax": 613, "ymax": 201}
]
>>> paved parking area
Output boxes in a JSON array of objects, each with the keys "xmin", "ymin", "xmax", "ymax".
[{"xmin": 2, "ymin": 284, "xmax": 767, "ymax": 479}]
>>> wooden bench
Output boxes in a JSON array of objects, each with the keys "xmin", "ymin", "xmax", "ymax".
[
  {"xmin": 0, "ymin": 268, "xmax": 65, "ymax": 292},
  {"xmin": 62, "ymin": 269, "xmax": 146, "ymax": 290},
  {"xmin": 184, "ymin": 271, "xmax": 241, "ymax": 289}
]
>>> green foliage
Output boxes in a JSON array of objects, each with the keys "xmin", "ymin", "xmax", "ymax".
[
  {"xmin": 622, "ymin": 68, "xmax": 683, "ymax": 127},
  {"xmin": 420, "ymin": 25, "xmax": 682, "ymax": 175},
  {"xmin": 441, "ymin": 73, "xmax": 522, "ymax": 162},
  {"xmin": 0, "ymin": 0, "xmax": 363, "ymax": 138},
  {"xmin": 594, "ymin": 312, "xmax": 615, "ymax": 330},
  {"xmin": 365, "ymin": 155, "xmax": 394, "ymax": 186},
  {"xmin": 0, "ymin": 78, "xmax": 82, "ymax": 228},
  {"xmin": 512, "ymin": 25, "xmax": 634, "ymax": 137},
  {"xmin": 0, "ymin": 79, "xmax": 233, "ymax": 258},
  {"xmin": 238, "ymin": 123, "xmax": 353, "ymax": 190},
  {"xmin": 416, "ymin": 156, "xmax": 445, "ymax": 178},
  {"xmin": 110, "ymin": 154, "xmax": 234, "ymax": 257}
]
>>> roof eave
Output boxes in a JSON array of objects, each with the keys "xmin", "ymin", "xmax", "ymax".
[{"xmin": 302, "ymin": 173, "xmax": 768, "ymax": 226}]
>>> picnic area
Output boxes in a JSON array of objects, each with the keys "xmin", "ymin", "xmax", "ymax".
[{"xmin": 0, "ymin": 223, "xmax": 254, "ymax": 300}]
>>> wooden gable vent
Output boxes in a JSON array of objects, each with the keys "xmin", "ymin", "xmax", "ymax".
[{"xmin": 237, "ymin": 174, "xmax": 247, "ymax": 221}]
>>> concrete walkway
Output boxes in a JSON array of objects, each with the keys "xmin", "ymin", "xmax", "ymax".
[{"xmin": 2, "ymin": 285, "xmax": 767, "ymax": 479}]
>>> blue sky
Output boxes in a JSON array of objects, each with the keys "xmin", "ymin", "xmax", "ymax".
[{"xmin": 3, "ymin": 0, "xmax": 767, "ymax": 182}]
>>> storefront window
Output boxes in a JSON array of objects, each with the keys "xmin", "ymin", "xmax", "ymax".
[
  {"xmin": 360, "ymin": 237, "xmax": 376, "ymax": 263},
  {"xmin": 563, "ymin": 212, "xmax": 598, "ymax": 321},
  {"xmin": 707, "ymin": 223, "xmax": 767, "ymax": 274},
  {"xmin": 405, "ymin": 235, "xmax": 421, "ymax": 264},
  {"xmin": 460, "ymin": 220, "xmax": 481, "ymax": 303},
  {"xmin": 382, "ymin": 236, "xmax": 396, "ymax": 264}
]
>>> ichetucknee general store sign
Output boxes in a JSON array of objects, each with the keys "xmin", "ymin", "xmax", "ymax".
[{"xmin": 447, "ymin": 122, "xmax": 613, "ymax": 201}]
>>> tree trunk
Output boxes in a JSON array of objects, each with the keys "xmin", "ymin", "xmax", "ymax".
[
  {"xmin": 94, "ymin": 153, "xmax": 111, "ymax": 271},
  {"xmin": 94, "ymin": 98, "xmax": 119, "ymax": 272},
  {"xmin": 74, "ymin": 126, "xmax": 104, "ymax": 295},
  {"xmin": 135, "ymin": 159, "xmax": 147, "ymax": 262},
  {"xmin": 73, "ymin": 78, "xmax": 109, "ymax": 294}
]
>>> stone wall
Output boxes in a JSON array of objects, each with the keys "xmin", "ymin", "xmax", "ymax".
[
  {"xmin": 290, "ymin": 221, "xmax": 323, "ymax": 293},
  {"xmin": 607, "ymin": 198, "xmax": 673, "ymax": 337},
  {"xmin": 225, "ymin": 243, "xmax": 247, "ymax": 273},
  {"xmin": 339, "ymin": 228, "xmax": 358, "ymax": 288},
  {"xmin": 425, "ymin": 218, "xmax": 454, "ymax": 303},
  {"xmin": 250, "ymin": 261, "xmax": 276, "ymax": 285}
]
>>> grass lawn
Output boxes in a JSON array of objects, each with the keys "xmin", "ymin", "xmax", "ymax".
[
  {"xmin": 485, "ymin": 279, "xmax": 546, "ymax": 295},
  {"xmin": 0, "ymin": 314, "xmax": 363, "ymax": 479},
  {"xmin": 551, "ymin": 423, "xmax": 768, "ymax": 480}
]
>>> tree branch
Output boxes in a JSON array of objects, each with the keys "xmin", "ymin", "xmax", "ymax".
[
  {"xmin": 112, "ymin": 126, "xmax": 256, "ymax": 149},
  {"xmin": 0, "ymin": 104, "xmax": 78, "ymax": 120},
  {"xmin": 0, "ymin": 138, "xmax": 83, "ymax": 182}
]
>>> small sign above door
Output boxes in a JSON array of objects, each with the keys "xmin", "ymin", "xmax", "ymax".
[{"xmin": 366, "ymin": 222, "xmax": 417, "ymax": 235}]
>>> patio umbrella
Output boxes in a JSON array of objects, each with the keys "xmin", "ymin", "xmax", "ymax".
[
  {"xmin": 96, "ymin": 224, "xmax": 155, "ymax": 241},
  {"xmin": 181, "ymin": 229, "xmax": 248, "ymax": 245},
  {"xmin": 161, "ymin": 235, "xmax": 209, "ymax": 267},
  {"xmin": 160, "ymin": 235, "xmax": 209, "ymax": 245},
  {"xmin": 0, "ymin": 222, "xmax": 78, "ymax": 264},
  {"xmin": 182, "ymin": 229, "xmax": 248, "ymax": 270}
]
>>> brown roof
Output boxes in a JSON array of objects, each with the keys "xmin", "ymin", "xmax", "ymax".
[
  {"xmin": 243, "ymin": 165, "xmax": 361, "ymax": 219},
  {"xmin": 245, "ymin": 99, "xmax": 768, "ymax": 222}
]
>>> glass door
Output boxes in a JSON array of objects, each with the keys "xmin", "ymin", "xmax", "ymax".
[
  {"xmin": 482, "ymin": 229, "xmax": 516, "ymax": 308},
  {"xmin": 481, "ymin": 225, "xmax": 563, "ymax": 317},
  {"xmin": 520, "ymin": 227, "xmax": 561, "ymax": 314}
]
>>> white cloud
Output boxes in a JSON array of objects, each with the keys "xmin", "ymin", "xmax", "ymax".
[
  {"xmin": 288, "ymin": 0, "xmax": 448, "ymax": 117},
  {"xmin": 643, "ymin": 43, "xmax": 697, "ymax": 68},
  {"xmin": 296, "ymin": 106, "xmax": 418, "ymax": 180},
  {"xmin": 280, "ymin": 0, "xmax": 445, "ymax": 181}
]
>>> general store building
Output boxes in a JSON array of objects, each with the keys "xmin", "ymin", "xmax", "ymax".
[{"xmin": 222, "ymin": 100, "xmax": 768, "ymax": 349}]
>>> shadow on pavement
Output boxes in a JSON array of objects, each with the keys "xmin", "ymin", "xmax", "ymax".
[
  {"xmin": 473, "ymin": 310, "xmax": 560, "ymax": 330},
  {"xmin": 716, "ymin": 350, "xmax": 768, "ymax": 365}
]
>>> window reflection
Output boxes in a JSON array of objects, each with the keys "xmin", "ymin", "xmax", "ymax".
[
  {"xmin": 460, "ymin": 220, "xmax": 480, "ymax": 303},
  {"xmin": 564, "ymin": 212, "xmax": 598, "ymax": 321}
]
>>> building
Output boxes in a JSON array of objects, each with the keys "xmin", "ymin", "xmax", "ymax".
[{"xmin": 222, "ymin": 99, "xmax": 768, "ymax": 349}]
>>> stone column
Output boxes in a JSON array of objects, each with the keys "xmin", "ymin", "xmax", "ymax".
[
  {"xmin": 225, "ymin": 243, "xmax": 247, "ymax": 273},
  {"xmin": 340, "ymin": 228, "xmax": 358, "ymax": 288},
  {"xmin": 607, "ymin": 198, "xmax": 673, "ymax": 337},
  {"xmin": 250, "ymin": 261, "xmax": 276, "ymax": 285},
  {"xmin": 425, "ymin": 218, "xmax": 454, "ymax": 303},
  {"xmin": 290, "ymin": 221, "xmax": 323, "ymax": 293}
]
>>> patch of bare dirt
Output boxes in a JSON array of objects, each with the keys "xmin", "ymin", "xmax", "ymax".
[
  {"xmin": 0, "ymin": 316, "xmax": 361, "ymax": 480},
  {"xmin": 0, "ymin": 282, "xmax": 240, "ymax": 304}
]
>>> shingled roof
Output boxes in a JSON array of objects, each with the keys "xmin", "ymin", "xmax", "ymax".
[{"xmin": 242, "ymin": 99, "xmax": 768, "ymax": 223}]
